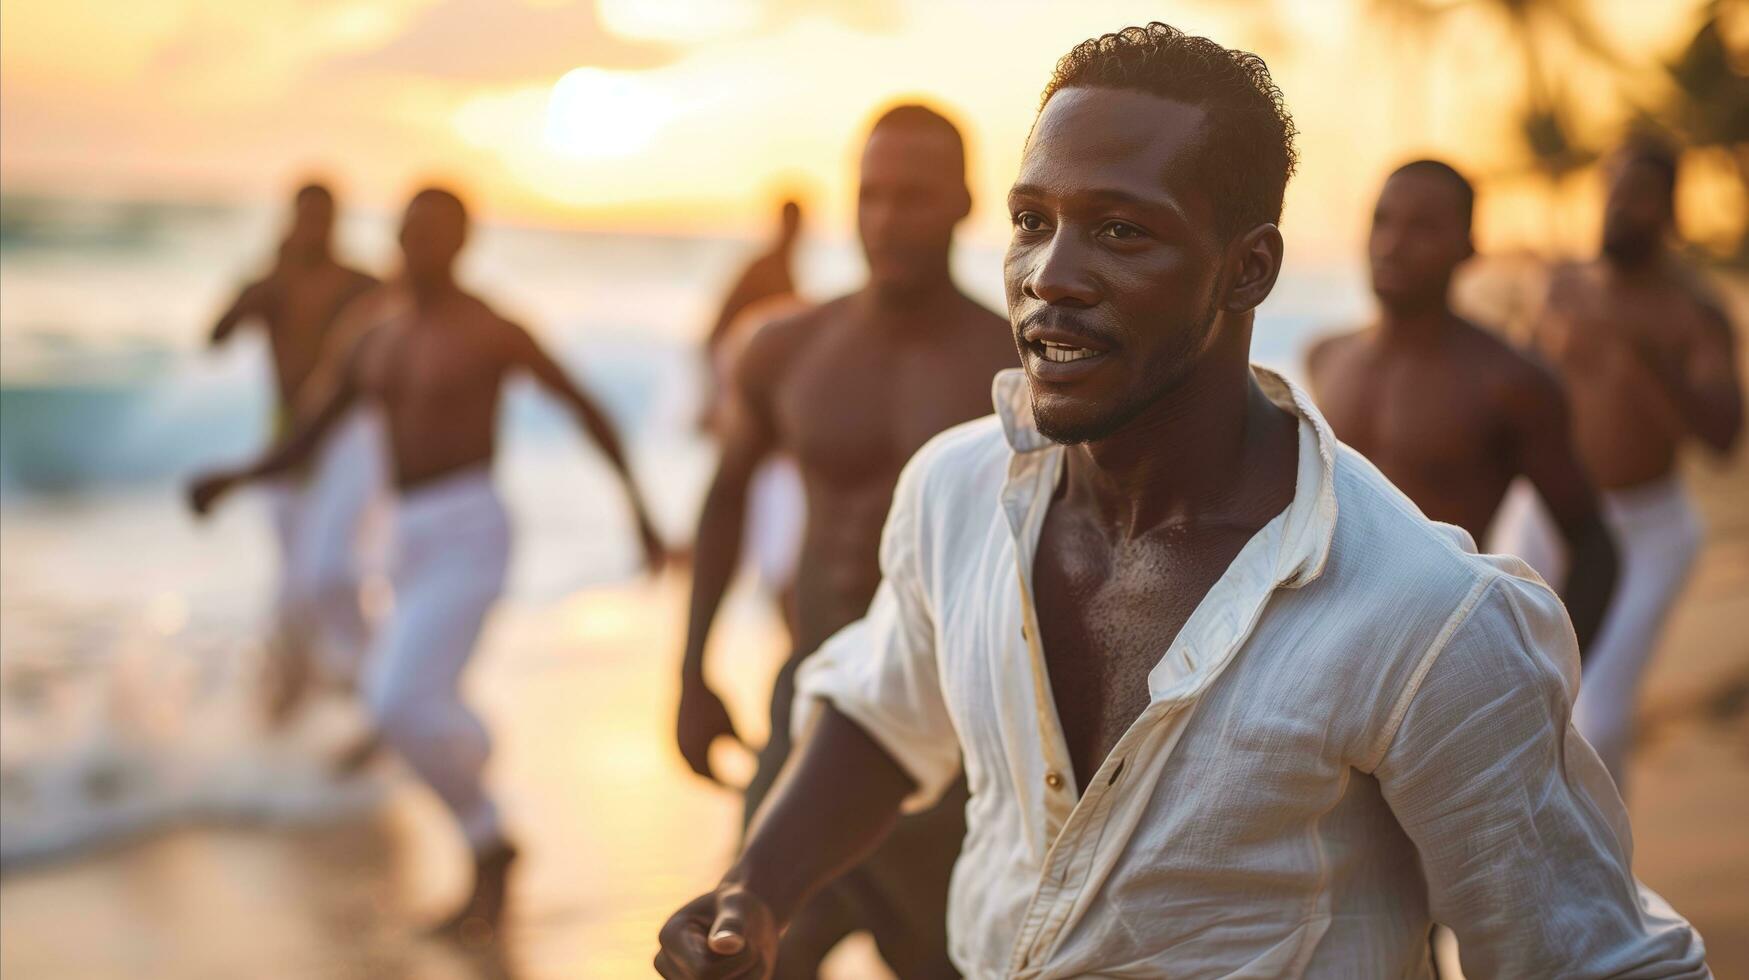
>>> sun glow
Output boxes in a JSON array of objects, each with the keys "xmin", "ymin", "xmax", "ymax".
[{"xmin": 543, "ymin": 67, "xmax": 671, "ymax": 161}]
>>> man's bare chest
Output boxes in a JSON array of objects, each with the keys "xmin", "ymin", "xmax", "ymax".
[
  {"xmin": 1324, "ymin": 352, "xmax": 1503, "ymax": 475},
  {"xmin": 1033, "ymin": 523, "xmax": 1251, "ymax": 784},
  {"xmin": 774, "ymin": 334, "xmax": 993, "ymax": 485},
  {"xmin": 361, "ymin": 326, "xmax": 502, "ymax": 406}
]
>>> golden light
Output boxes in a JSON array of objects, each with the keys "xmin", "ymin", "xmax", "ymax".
[
  {"xmin": 543, "ymin": 67, "xmax": 671, "ymax": 161},
  {"xmin": 597, "ymin": 0, "xmax": 763, "ymax": 44}
]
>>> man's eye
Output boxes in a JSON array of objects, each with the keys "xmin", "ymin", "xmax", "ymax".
[
  {"xmin": 1014, "ymin": 212, "xmax": 1047, "ymax": 232},
  {"xmin": 1101, "ymin": 221, "xmax": 1144, "ymax": 241}
]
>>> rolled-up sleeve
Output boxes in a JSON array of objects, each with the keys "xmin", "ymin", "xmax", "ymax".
[
  {"xmin": 1375, "ymin": 574, "xmax": 1710, "ymax": 979},
  {"xmin": 791, "ymin": 453, "xmax": 961, "ymax": 812}
]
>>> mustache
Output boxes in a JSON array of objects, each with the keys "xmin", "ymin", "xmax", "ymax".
[{"xmin": 1014, "ymin": 307, "xmax": 1118, "ymax": 346}]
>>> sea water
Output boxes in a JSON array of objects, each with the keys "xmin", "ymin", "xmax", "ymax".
[{"xmin": 0, "ymin": 192, "xmax": 1369, "ymax": 866}]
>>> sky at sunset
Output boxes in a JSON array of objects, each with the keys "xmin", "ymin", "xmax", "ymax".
[{"xmin": 0, "ymin": 0, "xmax": 1727, "ymax": 254}]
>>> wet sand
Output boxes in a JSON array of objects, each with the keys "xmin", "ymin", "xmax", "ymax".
[
  {"xmin": 5, "ymin": 537, "xmax": 1745, "ymax": 977},
  {"xmin": 0, "ymin": 577, "xmax": 897, "ymax": 977}
]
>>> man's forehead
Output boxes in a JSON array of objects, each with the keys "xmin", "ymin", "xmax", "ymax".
[
  {"xmin": 862, "ymin": 126, "xmax": 961, "ymax": 178},
  {"xmin": 1018, "ymin": 87, "xmax": 1210, "ymax": 198},
  {"xmin": 1379, "ymin": 171, "xmax": 1463, "ymax": 214}
]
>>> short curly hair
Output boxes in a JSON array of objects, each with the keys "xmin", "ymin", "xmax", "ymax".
[{"xmin": 1041, "ymin": 23, "xmax": 1298, "ymax": 240}]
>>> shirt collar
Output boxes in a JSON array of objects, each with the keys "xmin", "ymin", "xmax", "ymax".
[{"xmin": 989, "ymin": 365, "xmax": 1338, "ymax": 588}]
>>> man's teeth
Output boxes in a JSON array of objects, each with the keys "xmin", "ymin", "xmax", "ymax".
[{"xmin": 1038, "ymin": 341, "xmax": 1099, "ymax": 363}]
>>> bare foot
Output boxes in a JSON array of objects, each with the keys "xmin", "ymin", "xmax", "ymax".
[
  {"xmin": 429, "ymin": 840, "xmax": 519, "ymax": 947},
  {"xmin": 261, "ymin": 640, "xmax": 313, "ymax": 730},
  {"xmin": 331, "ymin": 733, "xmax": 382, "ymax": 777}
]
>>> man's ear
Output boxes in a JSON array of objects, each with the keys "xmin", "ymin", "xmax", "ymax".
[{"xmin": 1222, "ymin": 223, "xmax": 1284, "ymax": 314}]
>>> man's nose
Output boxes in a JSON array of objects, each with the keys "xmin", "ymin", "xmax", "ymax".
[{"xmin": 1023, "ymin": 231, "xmax": 1099, "ymax": 307}]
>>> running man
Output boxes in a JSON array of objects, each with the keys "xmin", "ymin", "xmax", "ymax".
[
  {"xmin": 699, "ymin": 199, "xmax": 812, "ymax": 643},
  {"xmin": 655, "ymin": 24, "xmax": 1707, "ymax": 979},
  {"xmin": 675, "ymin": 106, "xmax": 1014, "ymax": 977},
  {"xmin": 208, "ymin": 182, "xmax": 381, "ymax": 722},
  {"xmin": 1501, "ymin": 138, "xmax": 1743, "ymax": 789},
  {"xmin": 1307, "ymin": 160, "xmax": 1617, "ymax": 654},
  {"xmin": 703, "ymin": 199, "xmax": 804, "ymax": 369},
  {"xmin": 191, "ymin": 187, "xmax": 665, "ymax": 938}
]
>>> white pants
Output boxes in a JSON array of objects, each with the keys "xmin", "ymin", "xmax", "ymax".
[
  {"xmin": 266, "ymin": 409, "xmax": 389, "ymax": 683},
  {"xmin": 362, "ymin": 467, "xmax": 509, "ymax": 850},
  {"xmin": 1491, "ymin": 475, "xmax": 1704, "ymax": 791},
  {"xmin": 746, "ymin": 456, "xmax": 805, "ymax": 595}
]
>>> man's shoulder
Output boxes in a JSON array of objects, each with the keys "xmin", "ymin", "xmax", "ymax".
[
  {"xmin": 911, "ymin": 413, "xmax": 1009, "ymax": 474},
  {"xmin": 1323, "ymin": 445, "xmax": 1573, "ymax": 677},
  {"xmin": 741, "ymin": 297, "xmax": 846, "ymax": 361},
  {"xmin": 1450, "ymin": 317, "xmax": 1565, "ymax": 405},
  {"xmin": 1306, "ymin": 326, "xmax": 1367, "ymax": 363},
  {"xmin": 1328, "ymin": 443, "xmax": 1523, "ymax": 596},
  {"xmin": 900, "ymin": 414, "xmax": 1010, "ymax": 510}
]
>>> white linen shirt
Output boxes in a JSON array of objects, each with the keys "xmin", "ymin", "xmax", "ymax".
[{"xmin": 794, "ymin": 367, "xmax": 1708, "ymax": 979}]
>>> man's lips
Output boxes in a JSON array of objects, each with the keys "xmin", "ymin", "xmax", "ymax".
[{"xmin": 1019, "ymin": 324, "xmax": 1114, "ymax": 379}]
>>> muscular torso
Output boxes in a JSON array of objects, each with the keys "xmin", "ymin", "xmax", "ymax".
[
  {"xmin": 1534, "ymin": 262, "xmax": 1711, "ymax": 489},
  {"xmin": 764, "ymin": 294, "xmax": 1013, "ymax": 655},
  {"xmin": 259, "ymin": 263, "xmax": 377, "ymax": 409},
  {"xmin": 355, "ymin": 293, "xmax": 513, "ymax": 490},
  {"xmin": 1309, "ymin": 323, "xmax": 1525, "ymax": 539}
]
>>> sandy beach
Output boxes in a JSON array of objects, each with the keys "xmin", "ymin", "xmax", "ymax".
[{"xmin": 3, "ymin": 472, "xmax": 1746, "ymax": 979}]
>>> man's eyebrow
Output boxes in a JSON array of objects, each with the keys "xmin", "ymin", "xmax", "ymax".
[{"xmin": 1007, "ymin": 183, "xmax": 1190, "ymax": 226}]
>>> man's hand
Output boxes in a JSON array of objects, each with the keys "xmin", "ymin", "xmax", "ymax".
[
  {"xmin": 639, "ymin": 513, "xmax": 669, "ymax": 576},
  {"xmin": 187, "ymin": 472, "xmax": 240, "ymax": 518},
  {"xmin": 677, "ymin": 676, "xmax": 744, "ymax": 783},
  {"xmin": 654, "ymin": 883, "xmax": 778, "ymax": 980}
]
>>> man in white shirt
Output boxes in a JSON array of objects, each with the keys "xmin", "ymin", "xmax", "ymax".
[{"xmin": 654, "ymin": 22, "xmax": 1709, "ymax": 980}]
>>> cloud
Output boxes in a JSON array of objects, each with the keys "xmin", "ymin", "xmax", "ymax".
[{"xmin": 325, "ymin": 0, "xmax": 674, "ymax": 82}]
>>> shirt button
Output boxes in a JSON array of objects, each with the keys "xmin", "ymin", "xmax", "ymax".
[{"xmin": 1044, "ymin": 770, "xmax": 1065, "ymax": 791}]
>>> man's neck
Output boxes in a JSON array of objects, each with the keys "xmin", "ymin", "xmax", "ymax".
[
  {"xmin": 1062, "ymin": 332, "xmax": 1293, "ymax": 539},
  {"xmin": 283, "ymin": 242, "xmax": 332, "ymax": 271},
  {"xmin": 1375, "ymin": 296, "xmax": 1454, "ymax": 346},
  {"xmin": 409, "ymin": 272, "xmax": 459, "ymax": 312},
  {"xmin": 1603, "ymin": 241, "xmax": 1668, "ymax": 282},
  {"xmin": 862, "ymin": 272, "xmax": 958, "ymax": 328}
]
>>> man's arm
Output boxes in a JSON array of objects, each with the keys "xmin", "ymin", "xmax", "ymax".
[
  {"xmin": 657, "ymin": 445, "xmax": 958, "ymax": 979},
  {"xmin": 209, "ymin": 280, "xmax": 268, "ymax": 346},
  {"xmin": 675, "ymin": 321, "xmax": 794, "ymax": 782},
  {"xmin": 655, "ymin": 704, "xmax": 912, "ymax": 980},
  {"xmin": 1656, "ymin": 300, "xmax": 1743, "ymax": 454},
  {"xmin": 1505, "ymin": 361, "xmax": 1618, "ymax": 658},
  {"xmin": 187, "ymin": 328, "xmax": 369, "ymax": 515},
  {"xmin": 505, "ymin": 321, "xmax": 664, "ymax": 570},
  {"xmin": 1375, "ymin": 576, "xmax": 1709, "ymax": 978}
]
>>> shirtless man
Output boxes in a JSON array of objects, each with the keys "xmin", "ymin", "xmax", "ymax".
[
  {"xmin": 704, "ymin": 199, "xmax": 803, "ymax": 363},
  {"xmin": 191, "ymin": 187, "xmax": 665, "ymax": 938},
  {"xmin": 1503, "ymin": 138, "xmax": 1743, "ymax": 788},
  {"xmin": 1307, "ymin": 160, "xmax": 1617, "ymax": 653},
  {"xmin": 208, "ymin": 182, "xmax": 381, "ymax": 721},
  {"xmin": 699, "ymin": 199, "xmax": 810, "ymax": 641},
  {"xmin": 674, "ymin": 105, "xmax": 1014, "ymax": 977}
]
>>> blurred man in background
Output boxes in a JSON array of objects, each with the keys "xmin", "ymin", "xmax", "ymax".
[
  {"xmin": 190, "ymin": 187, "xmax": 666, "ymax": 941},
  {"xmin": 1308, "ymin": 159, "xmax": 1617, "ymax": 654},
  {"xmin": 699, "ymin": 198, "xmax": 812, "ymax": 644},
  {"xmin": 674, "ymin": 105, "xmax": 1013, "ymax": 977},
  {"xmin": 207, "ymin": 182, "xmax": 383, "ymax": 724},
  {"xmin": 1502, "ymin": 138, "xmax": 1744, "ymax": 790},
  {"xmin": 702, "ymin": 199, "xmax": 804, "ymax": 375}
]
